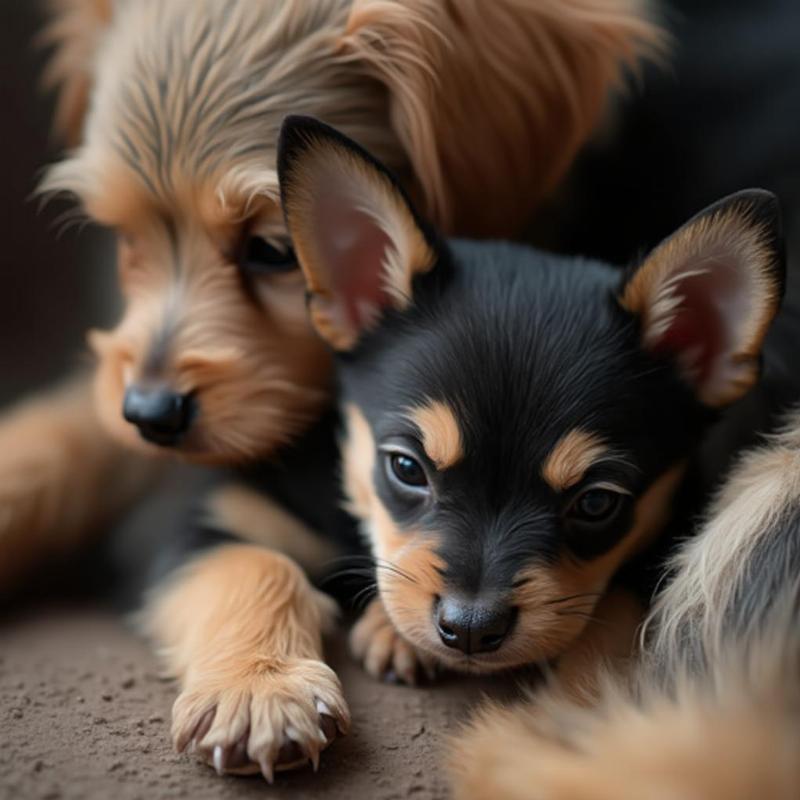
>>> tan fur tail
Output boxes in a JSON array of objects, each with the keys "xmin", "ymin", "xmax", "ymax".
[
  {"xmin": 38, "ymin": 0, "xmax": 112, "ymax": 145},
  {"xmin": 0, "ymin": 375, "xmax": 156, "ymax": 593},
  {"xmin": 341, "ymin": 0, "xmax": 666, "ymax": 236},
  {"xmin": 449, "ymin": 626, "xmax": 800, "ymax": 800}
]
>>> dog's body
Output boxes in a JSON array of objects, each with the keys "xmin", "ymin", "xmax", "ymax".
[
  {"xmin": 2, "ymin": 0, "xmax": 662, "ymax": 780},
  {"xmin": 0, "ymin": 0, "xmax": 657, "ymax": 580}
]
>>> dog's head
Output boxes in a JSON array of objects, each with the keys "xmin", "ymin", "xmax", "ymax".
[
  {"xmin": 279, "ymin": 116, "xmax": 784, "ymax": 673},
  {"xmin": 39, "ymin": 0, "xmax": 661, "ymax": 462}
]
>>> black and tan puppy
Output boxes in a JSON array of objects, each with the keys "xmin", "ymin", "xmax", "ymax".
[{"xmin": 278, "ymin": 116, "xmax": 784, "ymax": 680}]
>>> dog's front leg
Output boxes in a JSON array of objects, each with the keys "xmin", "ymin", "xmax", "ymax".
[
  {"xmin": 142, "ymin": 544, "xmax": 349, "ymax": 781},
  {"xmin": 0, "ymin": 375, "xmax": 155, "ymax": 592},
  {"xmin": 350, "ymin": 597, "xmax": 439, "ymax": 685}
]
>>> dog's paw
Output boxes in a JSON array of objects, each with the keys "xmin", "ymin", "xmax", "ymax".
[
  {"xmin": 350, "ymin": 598, "xmax": 438, "ymax": 685},
  {"xmin": 172, "ymin": 657, "xmax": 349, "ymax": 781}
]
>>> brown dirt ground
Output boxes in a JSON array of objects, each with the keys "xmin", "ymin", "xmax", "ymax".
[{"xmin": 0, "ymin": 604, "xmax": 528, "ymax": 800}]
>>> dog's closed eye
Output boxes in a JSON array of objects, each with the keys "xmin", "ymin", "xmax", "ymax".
[{"xmin": 240, "ymin": 236, "xmax": 297, "ymax": 275}]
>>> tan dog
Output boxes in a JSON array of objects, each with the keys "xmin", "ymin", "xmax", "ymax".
[
  {"xmin": 0, "ymin": 0, "xmax": 660, "ymax": 588},
  {"xmin": 1, "ymin": 0, "xmax": 660, "ymax": 780}
]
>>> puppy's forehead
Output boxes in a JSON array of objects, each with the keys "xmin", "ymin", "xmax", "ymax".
[{"xmin": 396, "ymin": 248, "xmax": 632, "ymax": 457}]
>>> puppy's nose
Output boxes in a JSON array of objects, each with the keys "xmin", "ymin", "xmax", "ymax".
[
  {"xmin": 122, "ymin": 385, "xmax": 194, "ymax": 446},
  {"xmin": 434, "ymin": 595, "xmax": 516, "ymax": 655}
]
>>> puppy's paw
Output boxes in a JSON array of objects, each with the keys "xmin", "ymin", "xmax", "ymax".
[
  {"xmin": 350, "ymin": 598, "xmax": 438, "ymax": 685},
  {"xmin": 172, "ymin": 657, "xmax": 349, "ymax": 781}
]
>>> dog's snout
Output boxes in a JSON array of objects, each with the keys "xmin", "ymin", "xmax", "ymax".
[
  {"xmin": 123, "ymin": 385, "xmax": 195, "ymax": 446},
  {"xmin": 434, "ymin": 595, "xmax": 516, "ymax": 655}
]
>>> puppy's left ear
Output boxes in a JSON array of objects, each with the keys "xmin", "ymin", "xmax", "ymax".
[
  {"xmin": 278, "ymin": 116, "xmax": 436, "ymax": 352},
  {"xmin": 621, "ymin": 190, "xmax": 784, "ymax": 407}
]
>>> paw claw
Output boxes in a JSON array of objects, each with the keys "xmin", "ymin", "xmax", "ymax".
[
  {"xmin": 259, "ymin": 755, "xmax": 274, "ymax": 784},
  {"xmin": 316, "ymin": 699, "xmax": 332, "ymax": 717},
  {"xmin": 174, "ymin": 657, "xmax": 347, "ymax": 779},
  {"xmin": 212, "ymin": 745, "xmax": 225, "ymax": 776}
]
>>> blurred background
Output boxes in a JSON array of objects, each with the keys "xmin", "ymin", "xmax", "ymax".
[{"xmin": 0, "ymin": 4, "xmax": 116, "ymax": 407}]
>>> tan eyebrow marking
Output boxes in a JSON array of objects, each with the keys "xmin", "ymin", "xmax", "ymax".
[
  {"xmin": 407, "ymin": 400, "xmax": 464, "ymax": 470},
  {"xmin": 542, "ymin": 429, "xmax": 609, "ymax": 492}
]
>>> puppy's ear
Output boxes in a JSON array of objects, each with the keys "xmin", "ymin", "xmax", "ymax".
[
  {"xmin": 39, "ymin": 0, "xmax": 113, "ymax": 145},
  {"xmin": 340, "ymin": 0, "xmax": 665, "ymax": 236},
  {"xmin": 621, "ymin": 190, "xmax": 784, "ymax": 407},
  {"xmin": 278, "ymin": 116, "xmax": 436, "ymax": 352}
]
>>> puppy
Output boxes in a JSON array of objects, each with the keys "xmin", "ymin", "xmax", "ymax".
[
  {"xmin": 277, "ymin": 116, "xmax": 784, "ymax": 681},
  {"xmin": 0, "ymin": 0, "xmax": 660, "ymax": 591}
]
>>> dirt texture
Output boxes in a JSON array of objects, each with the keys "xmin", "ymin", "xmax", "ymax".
[{"xmin": 0, "ymin": 605, "xmax": 526, "ymax": 800}]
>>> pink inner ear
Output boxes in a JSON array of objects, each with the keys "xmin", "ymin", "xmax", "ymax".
[
  {"xmin": 316, "ymin": 187, "xmax": 392, "ymax": 334},
  {"xmin": 652, "ymin": 256, "xmax": 749, "ymax": 389}
]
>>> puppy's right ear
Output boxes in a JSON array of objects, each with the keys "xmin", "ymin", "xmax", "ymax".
[
  {"xmin": 39, "ymin": 0, "xmax": 113, "ymax": 145},
  {"xmin": 278, "ymin": 116, "xmax": 437, "ymax": 351}
]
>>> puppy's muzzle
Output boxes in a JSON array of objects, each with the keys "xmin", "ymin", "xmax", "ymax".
[
  {"xmin": 123, "ymin": 385, "xmax": 195, "ymax": 447},
  {"xmin": 434, "ymin": 594, "xmax": 517, "ymax": 655}
]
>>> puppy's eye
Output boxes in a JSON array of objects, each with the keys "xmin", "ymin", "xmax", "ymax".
[
  {"xmin": 240, "ymin": 236, "xmax": 297, "ymax": 274},
  {"xmin": 387, "ymin": 453, "xmax": 428, "ymax": 488},
  {"xmin": 567, "ymin": 488, "xmax": 622, "ymax": 525}
]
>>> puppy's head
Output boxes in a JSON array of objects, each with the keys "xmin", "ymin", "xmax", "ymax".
[
  {"xmin": 40, "ymin": 0, "xmax": 661, "ymax": 462},
  {"xmin": 280, "ymin": 117, "xmax": 784, "ymax": 672}
]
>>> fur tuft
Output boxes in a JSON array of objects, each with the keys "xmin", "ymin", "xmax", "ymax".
[
  {"xmin": 341, "ymin": 0, "xmax": 666, "ymax": 235},
  {"xmin": 39, "ymin": 0, "xmax": 112, "ymax": 145}
]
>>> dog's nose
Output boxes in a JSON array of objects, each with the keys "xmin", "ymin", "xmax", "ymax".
[
  {"xmin": 434, "ymin": 595, "xmax": 516, "ymax": 655},
  {"xmin": 122, "ymin": 385, "xmax": 194, "ymax": 446}
]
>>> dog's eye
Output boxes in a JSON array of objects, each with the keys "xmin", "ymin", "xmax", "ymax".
[
  {"xmin": 568, "ymin": 488, "xmax": 622, "ymax": 525},
  {"xmin": 240, "ymin": 236, "xmax": 297, "ymax": 274},
  {"xmin": 387, "ymin": 453, "xmax": 429, "ymax": 489}
]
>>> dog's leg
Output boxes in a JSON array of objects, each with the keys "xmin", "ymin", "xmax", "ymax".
[
  {"xmin": 0, "ymin": 375, "xmax": 155, "ymax": 592},
  {"xmin": 349, "ymin": 597, "xmax": 439, "ymax": 685},
  {"xmin": 143, "ymin": 543, "xmax": 349, "ymax": 781}
]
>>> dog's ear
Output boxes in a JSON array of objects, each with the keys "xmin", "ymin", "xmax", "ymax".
[
  {"xmin": 340, "ymin": 0, "xmax": 665, "ymax": 237},
  {"xmin": 621, "ymin": 190, "xmax": 784, "ymax": 407},
  {"xmin": 39, "ymin": 0, "xmax": 113, "ymax": 145},
  {"xmin": 278, "ymin": 116, "xmax": 436, "ymax": 352}
]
